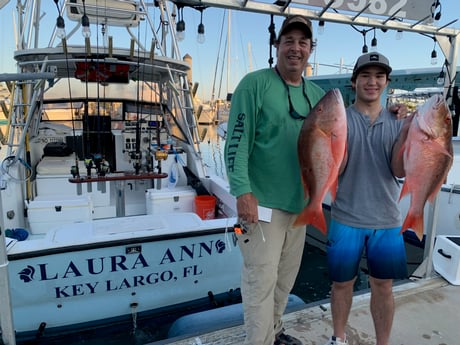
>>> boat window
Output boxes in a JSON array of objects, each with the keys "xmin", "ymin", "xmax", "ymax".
[
  {"xmin": 123, "ymin": 102, "xmax": 189, "ymax": 144},
  {"xmin": 41, "ymin": 101, "xmax": 124, "ymax": 129},
  {"xmin": 40, "ymin": 101, "xmax": 190, "ymax": 145},
  {"xmin": 41, "ymin": 102, "xmax": 84, "ymax": 129},
  {"xmin": 125, "ymin": 102, "xmax": 163, "ymax": 121}
]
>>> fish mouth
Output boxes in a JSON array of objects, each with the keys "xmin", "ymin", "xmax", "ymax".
[
  {"xmin": 416, "ymin": 96, "xmax": 448, "ymax": 138},
  {"xmin": 331, "ymin": 89, "xmax": 340, "ymax": 97},
  {"xmin": 429, "ymin": 95, "xmax": 448, "ymax": 118},
  {"xmin": 330, "ymin": 88, "xmax": 343, "ymax": 104},
  {"xmin": 416, "ymin": 113, "xmax": 441, "ymax": 139},
  {"xmin": 432, "ymin": 96, "xmax": 445, "ymax": 110}
]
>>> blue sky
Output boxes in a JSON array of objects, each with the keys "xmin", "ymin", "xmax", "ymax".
[{"xmin": 1, "ymin": 1, "xmax": 459, "ymax": 101}]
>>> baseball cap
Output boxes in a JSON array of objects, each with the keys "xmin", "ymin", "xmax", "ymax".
[
  {"xmin": 352, "ymin": 52, "xmax": 392, "ymax": 79},
  {"xmin": 277, "ymin": 15, "xmax": 313, "ymax": 40}
]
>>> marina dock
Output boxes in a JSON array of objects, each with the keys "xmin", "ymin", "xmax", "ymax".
[{"xmin": 159, "ymin": 275, "xmax": 459, "ymax": 345}]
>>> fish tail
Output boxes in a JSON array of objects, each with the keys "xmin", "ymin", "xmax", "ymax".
[
  {"xmin": 400, "ymin": 213, "xmax": 424, "ymax": 242},
  {"xmin": 293, "ymin": 205, "xmax": 327, "ymax": 235}
]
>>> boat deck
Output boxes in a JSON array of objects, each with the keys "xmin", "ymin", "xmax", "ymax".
[{"xmin": 157, "ymin": 275, "xmax": 459, "ymax": 345}]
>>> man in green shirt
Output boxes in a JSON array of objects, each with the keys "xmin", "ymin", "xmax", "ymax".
[{"xmin": 224, "ymin": 15, "xmax": 324, "ymax": 345}]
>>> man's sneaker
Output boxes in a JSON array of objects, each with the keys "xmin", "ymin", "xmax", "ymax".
[{"xmin": 324, "ymin": 335, "xmax": 348, "ymax": 345}]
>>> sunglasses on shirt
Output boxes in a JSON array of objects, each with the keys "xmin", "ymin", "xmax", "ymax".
[{"xmin": 275, "ymin": 66, "xmax": 312, "ymax": 120}]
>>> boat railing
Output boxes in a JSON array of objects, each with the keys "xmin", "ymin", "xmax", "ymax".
[{"xmin": 4, "ymin": 73, "xmax": 48, "ymax": 161}]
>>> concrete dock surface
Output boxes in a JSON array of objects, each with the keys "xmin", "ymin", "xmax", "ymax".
[{"xmin": 159, "ymin": 275, "xmax": 459, "ymax": 345}]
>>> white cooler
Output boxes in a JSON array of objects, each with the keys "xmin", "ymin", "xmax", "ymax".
[
  {"xmin": 146, "ymin": 186, "xmax": 196, "ymax": 215},
  {"xmin": 433, "ymin": 235, "xmax": 460, "ymax": 285},
  {"xmin": 26, "ymin": 195, "xmax": 93, "ymax": 234}
]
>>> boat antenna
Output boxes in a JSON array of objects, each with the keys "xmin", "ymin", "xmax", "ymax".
[
  {"xmin": 211, "ymin": 10, "xmax": 227, "ymax": 104},
  {"xmin": 134, "ymin": 24, "xmax": 142, "ymax": 175},
  {"xmin": 268, "ymin": 14, "xmax": 276, "ymax": 68}
]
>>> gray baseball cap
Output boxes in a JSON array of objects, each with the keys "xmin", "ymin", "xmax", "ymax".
[{"xmin": 352, "ymin": 52, "xmax": 392, "ymax": 79}]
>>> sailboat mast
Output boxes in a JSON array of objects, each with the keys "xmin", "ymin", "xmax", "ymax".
[
  {"xmin": 248, "ymin": 42, "xmax": 252, "ymax": 72},
  {"xmin": 226, "ymin": 10, "xmax": 231, "ymax": 98}
]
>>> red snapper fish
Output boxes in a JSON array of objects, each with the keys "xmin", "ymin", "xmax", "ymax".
[
  {"xmin": 399, "ymin": 94, "xmax": 453, "ymax": 241},
  {"xmin": 293, "ymin": 89, "xmax": 347, "ymax": 234}
]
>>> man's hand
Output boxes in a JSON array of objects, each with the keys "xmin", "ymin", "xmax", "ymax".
[
  {"xmin": 389, "ymin": 103, "xmax": 409, "ymax": 119},
  {"xmin": 237, "ymin": 193, "xmax": 259, "ymax": 223}
]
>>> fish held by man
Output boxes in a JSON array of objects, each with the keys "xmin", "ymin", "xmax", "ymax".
[
  {"xmin": 399, "ymin": 94, "xmax": 453, "ymax": 241},
  {"xmin": 293, "ymin": 88, "xmax": 347, "ymax": 234}
]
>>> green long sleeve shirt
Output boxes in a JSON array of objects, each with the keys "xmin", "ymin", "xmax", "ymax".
[{"xmin": 224, "ymin": 68, "xmax": 325, "ymax": 214}]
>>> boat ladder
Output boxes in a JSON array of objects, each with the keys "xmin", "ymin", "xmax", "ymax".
[
  {"xmin": 166, "ymin": 65, "xmax": 202, "ymax": 151},
  {"xmin": 5, "ymin": 77, "xmax": 46, "ymax": 159}
]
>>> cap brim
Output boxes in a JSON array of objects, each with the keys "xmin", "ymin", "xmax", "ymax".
[{"xmin": 355, "ymin": 62, "xmax": 392, "ymax": 75}]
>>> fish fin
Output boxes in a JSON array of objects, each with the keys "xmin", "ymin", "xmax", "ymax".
[
  {"xmin": 427, "ymin": 180, "xmax": 445, "ymax": 204},
  {"xmin": 396, "ymin": 141, "xmax": 406, "ymax": 164},
  {"xmin": 329, "ymin": 176, "xmax": 338, "ymax": 202},
  {"xmin": 303, "ymin": 187, "xmax": 309, "ymax": 200},
  {"xmin": 399, "ymin": 181, "xmax": 410, "ymax": 201},
  {"xmin": 301, "ymin": 178, "xmax": 310, "ymax": 200},
  {"xmin": 428, "ymin": 156, "xmax": 453, "ymax": 202},
  {"xmin": 293, "ymin": 205, "xmax": 327, "ymax": 235},
  {"xmin": 400, "ymin": 213, "xmax": 424, "ymax": 241}
]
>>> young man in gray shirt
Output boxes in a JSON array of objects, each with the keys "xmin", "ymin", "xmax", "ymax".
[{"xmin": 325, "ymin": 52, "xmax": 409, "ymax": 345}]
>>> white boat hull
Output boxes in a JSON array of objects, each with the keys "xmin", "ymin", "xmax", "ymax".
[{"xmin": 7, "ymin": 214, "xmax": 241, "ymax": 336}]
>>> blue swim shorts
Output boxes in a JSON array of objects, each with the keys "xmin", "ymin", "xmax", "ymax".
[{"xmin": 326, "ymin": 219, "xmax": 408, "ymax": 282}]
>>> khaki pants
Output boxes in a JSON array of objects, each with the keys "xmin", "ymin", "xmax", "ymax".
[{"xmin": 237, "ymin": 209, "xmax": 306, "ymax": 345}]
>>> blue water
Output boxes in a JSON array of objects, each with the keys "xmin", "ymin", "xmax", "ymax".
[{"xmin": 199, "ymin": 124, "xmax": 227, "ymax": 179}]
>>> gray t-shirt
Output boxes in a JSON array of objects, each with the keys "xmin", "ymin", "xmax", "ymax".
[{"xmin": 331, "ymin": 105, "xmax": 403, "ymax": 229}]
